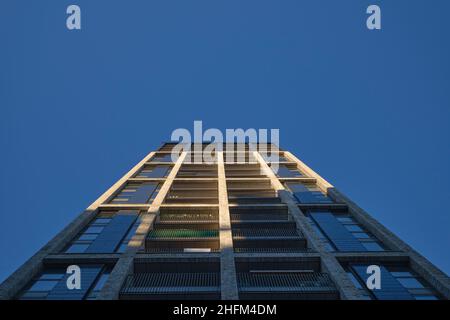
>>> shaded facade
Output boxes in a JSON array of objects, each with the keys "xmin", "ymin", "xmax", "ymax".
[{"xmin": 1, "ymin": 143, "xmax": 449, "ymax": 300}]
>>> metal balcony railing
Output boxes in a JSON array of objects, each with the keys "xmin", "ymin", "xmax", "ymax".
[
  {"xmin": 144, "ymin": 247, "xmax": 220, "ymax": 253},
  {"xmin": 159, "ymin": 213, "xmax": 218, "ymax": 222},
  {"xmin": 231, "ymin": 214, "xmax": 289, "ymax": 222},
  {"xmin": 237, "ymin": 273, "xmax": 336, "ymax": 292},
  {"xmin": 232, "ymin": 228, "xmax": 300, "ymax": 238},
  {"xmin": 148, "ymin": 229, "xmax": 219, "ymax": 238},
  {"xmin": 234, "ymin": 247, "xmax": 310, "ymax": 253},
  {"xmin": 228, "ymin": 197, "xmax": 282, "ymax": 204},
  {"xmin": 121, "ymin": 273, "xmax": 220, "ymax": 295}
]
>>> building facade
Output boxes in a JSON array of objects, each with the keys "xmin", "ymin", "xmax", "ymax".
[{"xmin": 0, "ymin": 143, "xmax": 449, "ymax": 300}]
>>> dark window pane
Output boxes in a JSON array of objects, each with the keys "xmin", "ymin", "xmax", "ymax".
[
  {"xmin": 391, "ymin": 271, "xmax": 414, "ymax": 277},
  {"xmin": 347, "ymin": 272, "xmax": 363, "ymax": 289},
  {"xmin": 362, "ymin": 242, "xmax": 384, "ymax": 251},
  {"xmin": 117, "ymin": 243, "xmax": 128, "ymax": 253},
  {"xmin": 39, "ymin": 273, "xmax": 64, "ymax": 281},
  {"xmin": 93, "ymin": 218, "xmax": 112, "ymax": 224},
  {"xmin": 414, "ymin": 295, "xmax": 438, "ymax": 300},
  {"xmin": 66, "ymin": 244, "xmax": 89, "ymax": 253},
  {"xmin": 85, "ymin": 226, "xmax": 104, "ymax": 234},
  {"xmin": 78, "ymin": 234, "xmax": 98, "ymax": 241},
  {"xmin": 28, "ymin": 280, "xmax": 59, "ymax": 292},
  {"xmin": 353, "ymin": 232, "xmax": 370, "ymax": 239},
  {"xmin": 20, "ymin": 292, "xmax": 49, "ymax": 299},
  {"xmin": 345, "ymin": 225, "xmax": 364, "ymax": 232},
  {"xmin": 397, "ymin": 277, "xmax": 425, "ymax": 289},
  {"xmin": 336, "ymin": 216, "xmax": 354, "ymax": 223}
]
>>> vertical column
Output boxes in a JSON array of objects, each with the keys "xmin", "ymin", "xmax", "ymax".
[
  {"xmin": 97, "ymin": 151, "xmax": 187, "ymax": 300},
  {"xmin": 217, "ymin": 151, "xmax": 239, "ymax": 300},
  {"xmin": 253, "ymin": 151, "xmax": 364, "ymax": 300}
]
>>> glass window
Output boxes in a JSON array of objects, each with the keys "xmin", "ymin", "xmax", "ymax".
[
  {"xmin": 85, "ymin": 226, "xmax": 104, "ymax": 234},
  {"xmin": 86, "ymin": 270, "xmax": 111, "ymax": 300},
  {"xmin": 362, "ymin": 242, "xmax": 384, "ymax": 251},
  {"xmin": 117, "ymin": 243, "xmax": 128, "ymax": 253},
  {"xmin": 345, "ymin": 225, "xmax": 364, "ymax": 232},
  {"xmin": 39, "ymin": 273, "xmax": 64, "ymax": 281},
  {"xmin": 20, "ymin": 291, "xmax": 48, "ymax": 299},
  {"xmin": 352, "ymin": 232, "xmax": 370, "ymax": 239},
  {"xmin": 336, "ymin": 216, "xmax": 354, "ymax": 223},
  {"xmin": 93, "ymin": 218, "xmax": 112, "ymax": 224},
  {"xmin": 347, "ymin": 272, "xmax": 363, "ymax": 289},
  {"xmin": 397, "ymin": 277, "xmax": 425, "ymax": 289},
  {"xmin": 391, "ymin": 271, "xmax": 414, "ymax": 277},
  {"xmin": 78, "ymin": 234, "xmax": 98, "ymax": 241},
  {"xmin": 66, "ymin": 243, "xmax": 90, "ymax": 254},
  {"xmin": 415, "ymin": 295, "xmax": 438, "ymax": 300},
  {"xmin": 92, "ymin": 274, "xmax": 109, "ymax": 291},
  {"xmin": 28, "ymin": 280, "xmax": 59, "ymax": 292}
]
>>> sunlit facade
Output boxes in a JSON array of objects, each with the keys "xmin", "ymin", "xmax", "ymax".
[{"xmin": 1, "ymin": 143, "xmax": 449, "ymax": 300}]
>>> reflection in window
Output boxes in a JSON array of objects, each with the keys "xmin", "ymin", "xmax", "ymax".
[
  {"xmin": 306, "ymin": 213, "xmax": 386, "ymax": 252},
  {"xmin": 346, "ymin": 264, "xmax": 441, "ymax": 300},
  {"xmin": 20, "ymin": 266, "xmax": 112, "ymax": 300}
]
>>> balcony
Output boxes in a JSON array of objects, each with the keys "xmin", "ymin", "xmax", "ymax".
[
  {"xmin": 225, "ymin": 164, "xmax": 265, "ymax": 177},
  {"xmin": 145, "ymin": 207, "xmax": 220, "ymax": 253},
  {"xmin": 237, "ymin": 272, "xmax": 338, "ymax": 300},
  {"xmin": 235, "ymin": 258, "xmax": 338, "ymax": 300},
  {"xmin": 176, "ymin": 164, "xmax": 218, "ymax": 178},
  {"xmin": 120, "ymin": 259, "xmax": 220, "ymax": 300},
  {"xmin": 158, "ymin": 207, "xmax": 218, "ymax": 223},
  {"xmin": 232, "ymin": 221, "xmax": 307, "ymax": 253},
  {"xmin": 146, "ymin": 229, "xmax": 219, "ymax": 252},
  {"xmin": 230, "ymin": 206, "xmax": 290, "ymax": 222},
  {"xmin": 165, "ymin": 181, "xmax": 218, "ymax": 204},
  {"xmin": 227, "ymin": 179, "xmax": 280, "ymax": 204}
]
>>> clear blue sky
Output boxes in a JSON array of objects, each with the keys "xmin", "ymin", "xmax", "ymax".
[{"xmin": 1, "ymin": 1, "xmax": 449, "ymax": 282}]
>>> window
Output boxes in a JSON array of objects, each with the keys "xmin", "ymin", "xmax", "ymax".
[
  {"xmin": 307, "ymin": 212, "xmax": 386, "ymax": 252},
  {"xmin": 346, "ymin": 271, "xmax": 372, "ymax": 300},
  {"xmin": 285, "ymin": 182, "xmax": 332, "ymax": 204},
  {"xmin": 20, "ymin": 266, "xmax": 111, "ymax": 300},
  {"xmin": 65, "ymin": 216, "xmax": 112, "ymax": 254},
  {"xmin": 397, "ymin": 277, "xmax": 424, "ymax": 289},
  {"xmin": 65, "ymin": 211, "xmax": 139, "ymax": 254},
  {"xmin": 306, "ymin": 216, "xmax": 336, "ymax": 251},
  {"xmin": 151, "ymin": 154, "xmax": 173, "ymax": 162},
  {"xmin": 136, "ymin": 165, "xmax": 171, "ymax": 178},
  {"xmin": 116, "ymin": 218, "xmax": 141, "ymax": 253},
  {"xmin": 85, "ymin": 268, "xmax": 112, "ymax": 300},
  {"xmin": 336, "ymin": 214, "xmax": 385, "ymax": 251},
  {"xmin": 65, "ymin": 243, "xmax": 90, "ymax": 254},
  {"xmin": 28, "ymin": 275, "xmax": 61, "ymax": 292},
  {"xmin": 272, "ymin": 164, "xmax": 303, "ymax": 178},
  {"xmin": 344, "ymin": 225, "xmax": 363, "ymax": 232},
  {"xmin": 361, "ymin": 242, "xmax": 384, "ymax": 251},
  {"xmin": 110, "ymin": 182, "xmax": 160, "ymax": 204},
  {"xmin": 346, "ymin": 264, "xmax": 441, "ymax": 300},
  {"xmin": 262, "ymin": 153, "xmax": 289, "ymax": 163}
]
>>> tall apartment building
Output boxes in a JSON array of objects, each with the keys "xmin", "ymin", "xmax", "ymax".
[{"xmin": 0, "ymin": 142, "xmax": 449, "ymax": 300}]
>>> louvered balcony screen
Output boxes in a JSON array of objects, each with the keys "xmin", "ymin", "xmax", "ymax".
[
  {"xmin": 231, "ymin": 214, "xmax": 289, "ymax": 221},
  {"xmin": 121, "ymin": 273, "xmax": 220, "ymax": 294},
  {"xmin": 234, "ymin": 247, "xmax": 310, "ymax": 253},
  {"xmin": 238, "ymin": 273, "xmax": 336, "ymax": 291},
  {"xmin": 145, "ymin": 248, "xmax": 221, "ymax": 253},
  {"xmin": 148, "ymin": 229, "xmax": 219, "ymax": 238},
  {"xmin": 232, "ymin": 228, "xmax": 299, "ymax": 237}
]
